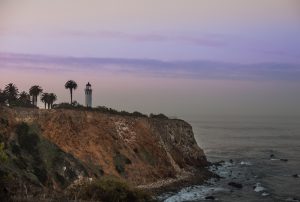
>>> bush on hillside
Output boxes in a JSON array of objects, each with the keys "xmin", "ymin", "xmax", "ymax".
[
  {"xmin": 0, "ymin": 143, "xmax": 8, "ymax": 162},
  {"xmin": 149, "ymin": 113, "xmax": 169, "ymax": 119},
  {"xmin": 53, "ymin": 102, "xmax": 85, "ymax": 109},
  {"xmin": 113, "ymin": 152, "xmax": 132, "ymax": 175},
  {"xmin": 69, "ymin": 176, "xmax": 155, "ymax": 202},
  {"xmin": 16, "ymin": 123, "xmax": 40, "ymax": 154},
  {"xmin": 96, "ymin": 106, "xmax": 148, "ymax": 118}
]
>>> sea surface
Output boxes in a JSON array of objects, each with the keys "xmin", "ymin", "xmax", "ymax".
[{"xmin": 159, "ymin": 116, "xmax": 300, "ymax": 202}]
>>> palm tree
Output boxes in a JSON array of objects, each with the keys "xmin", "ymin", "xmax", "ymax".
[
  {"xmin": 18, "ymin": 91, "xmax": 31, "ymax": 105},
  {"xmin": 48, "ymin": 93, "xmax": 57, "ymax": 109},
  {"xmin": 65, "ymin": 80, "xmax": 77, "ymax": 104},
  {"xmin": 0, "ymin": 89, "xmax": 7, "ymax": 105},
  {"xmin": 4, "ymin": 83, "xmax": 19, "ymax": 105},
  {"xmin": 29, "ymin": 85, "xmax": 43, "ymax": 106},
  {"xmin": 41, "ymin": 93, "xmax": 49, "ymax": 109},
  {"xmin": 41, "ymin": 93, "xmax": 57, "ymax": 109}
]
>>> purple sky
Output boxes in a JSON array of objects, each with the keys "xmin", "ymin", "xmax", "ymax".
[{"xmin": 0, "ymin": 1, "xmax": 300, "ymax": 117}]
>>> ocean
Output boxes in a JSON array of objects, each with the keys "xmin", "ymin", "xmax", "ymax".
[{"xmin": 160, "ymin": 116, "xmax": 300, "ymax": 202}]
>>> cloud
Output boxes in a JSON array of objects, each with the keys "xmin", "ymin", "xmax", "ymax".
[
  {"xmin": 0, "ymin": 52, "xmax": 299, "ymax": 81},
  {"xmin": 57, "ymin": 30, "xmax": 226, "ymax": 47}
]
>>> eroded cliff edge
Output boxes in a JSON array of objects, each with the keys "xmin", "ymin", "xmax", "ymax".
[{"xmin": 0, "ymin": 107, "xmax": 209, "ymax": 195}]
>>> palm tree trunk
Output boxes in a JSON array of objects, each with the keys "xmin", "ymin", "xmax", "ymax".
[
  {"xmin": 44, "ymin": 102, "xmax": 47, "ymax": 109},
  {"xmin": 70, "ymin": 89, "xmax": 73, "ymax": 104}
]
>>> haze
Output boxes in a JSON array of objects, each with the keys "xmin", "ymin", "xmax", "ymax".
[{"xmin": 0, "ymin": 0, "xmax": 300, "ymax": 117}]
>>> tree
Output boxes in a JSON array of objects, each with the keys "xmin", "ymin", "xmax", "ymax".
[
  {"xmin": 18, "ymin": 91, "xmax": 31, "ymax": 106},
  {"xmin": 29, "ymin": 85, "xmax": 43, "ymax": 106},
  {"xmin": 48, "ymin": 93, "xmax": 57, "ymax": 109},
  {"xmin": 4, "ymin": 83, "xmax": 19, "ymax": 105},
  {"xmin": 41, "ymin": 93, "xmax": 49, "ymax": 109},
  {"xmin": 0, "ymin": 89, "xmax": 7, "ymax": 105},
  {"xmin": 65, "ymin": 80, "xmax": 77, "ymax": 105},
  {"xmin": 41, "ymin": 93, "xmax": 57, "ymax": 109}
]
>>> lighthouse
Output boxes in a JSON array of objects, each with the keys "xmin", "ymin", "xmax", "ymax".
[{"xmin": 85, "ymin": 82, "xmax": 92, "ymax": 108}]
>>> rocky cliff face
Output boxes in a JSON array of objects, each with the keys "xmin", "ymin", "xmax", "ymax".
[{"xmin": 0, "ymin": 107, "xmax": 208, "ymax": 193}]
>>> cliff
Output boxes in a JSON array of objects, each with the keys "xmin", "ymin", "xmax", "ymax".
[{"xmin": 0, "ymin": 107, "xmax": 208, "ymax": 199}]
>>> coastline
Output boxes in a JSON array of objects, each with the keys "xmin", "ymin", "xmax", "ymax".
[{"xmin": 138, "ymin": 168, "xmax": 215, "ymax": 196}]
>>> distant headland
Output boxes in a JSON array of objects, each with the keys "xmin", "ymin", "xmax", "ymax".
[{"xmin": 0, "ymin": 82, "xmax": 210, "ymax": 201}]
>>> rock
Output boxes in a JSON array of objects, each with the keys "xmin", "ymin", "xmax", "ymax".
[
  {"xmin": 205, "ymin": 196, "xmax": 215, "ymax": 200},
  {"xmin": 228, "ymin": 182, "xmax": 243, "ymax": 189},
  {"xmin": 213, "ymin": 160, "xmax": 225, "ymax": 167},
  {"xmin": 286, "ymin": 197, "xmax": 299, "ymax": 202},
  {"xmin": 270, "ymin": 154, "xmax": 275, "ymax": 158},
  {"xmin": 292, "ymin": 174, "xmax": 299, "ymax": 178},
  {"xmin": 280, "ymin": 159, "xmax": 288, "ymax": 162},
  {"xmin": 229, "ymin": 159, "xmax": 233, "ymax": 164}
]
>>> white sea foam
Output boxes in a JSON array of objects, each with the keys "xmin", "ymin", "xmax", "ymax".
[
  {"xmin": 240, "ymin": 161, "xmax": 252, "ymax": 166},
  {"xmin": 270, "ymin": 158, "xmax": 280, "ymax": 161},
  {"xmin": 254, "ymin": 183, "xmax": 265, "ymax": 192},
  {"xmin": 161, "ymin": 186, "xmax": 228, "ymax": 202},
  {"xmin": 262, "ymin": 192, "xmax": 270, "ymax": 197}
]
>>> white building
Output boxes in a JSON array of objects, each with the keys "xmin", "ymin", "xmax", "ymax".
[{"xmin": 85, "ymin": 82, "xmax": 92, "ymax": 107}]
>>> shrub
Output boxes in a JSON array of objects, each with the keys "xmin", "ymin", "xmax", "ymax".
[
  {"xmin": 0, "ymin": 118, "xmax": 8, "ymax": 127},
  {"xmin": 96, "ymin": 106, "xmax": 148, "ymax": 118},
  {"xmin": 16, "ymin": 123, "xmax": 40, "ymax": 154},
  {"xmin": 113, "ymin": 152, "xmax": 132, "ymax": 175},
  {"xmin": 0, "ymin": 143, "xmax": 8, "ymax": 162},
  {"xmin": 70, "ymin": 176, "xmax": 154, "ymax": 202},
  {"xmin": 53, "ymin": 102, "xmax": 85, "ymax": 109},
  {"xmin": 149, "ymin": 113, "xmax": 169, "ymax": 119},
  {"xmin": 138, "ymin": 149, "xmax": 156, "ymax": 166}
]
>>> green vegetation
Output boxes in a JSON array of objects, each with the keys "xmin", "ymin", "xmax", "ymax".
[
  {"xmin": 113, "ymin": 152, "xmax": 132, "ymax": 175},
  {"xmin": 96, "ymin": 106, "xmax": 148, "ymax": 118},
  {"xmin": 65, "ymin": 80, "xmax": 78, "ymax": 104},
  {"xmin": 53, "ymin": 102, "xmax": 85, "ymax": 109},
  {"xmin": 16, "ymin": 123, "xmax": 40, "ymax": 155},
  {"xmin": 5, "ymin": 122, "xmax": 90, "ymax": 188},
  {"xmin": 149, "ymin": 113, "xmax": 169, "ymax": 119},
  {"xmin": 0, "ymin": 81, "xmax": 171, "ymax": 121},
  {"xmin": 41, "ymin": 92, "xmax": 57, "ymax": 109},
  {"xmin": 0, "ymin": 142, "xmax": 8, "ymax": 163},
  {"xmin": 69, "ymin": 176, "xmax": 155, "ymax": 202},
  {"xmin": 0, "ymin": 83, "xmax": 33, "ymax": 107},
  {"xmin": 138, "ymin": 148, "xmax": 156, "ymax": 166},
  {"xmin": 4, "ymin": 83, "xmax": 19, "ymax": 105},
  {"xmin": 29, "ymin": 85, "xmax": 43, "ymax": 106},
  {"xmin": 0, "ymin": 83, "xmax": 57, "ymax": 108}
]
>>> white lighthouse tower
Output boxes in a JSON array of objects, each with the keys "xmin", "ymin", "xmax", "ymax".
[{"xmin": 85, "ymin": 82, "xmax": 92, "ymax": 108}]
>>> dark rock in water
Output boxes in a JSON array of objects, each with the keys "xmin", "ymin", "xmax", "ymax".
[
  {"xmin": 292, "ymin": 174, "xmax": 299, "ymax": 178},
  {"xmin": 270, "ymin": 154, "xmax": 275, "ymax": 158},
  {"xmin": 213, "ymin": 160, "xmax": 225, "ymax": 167},
  {"xmin": 228, "ymin": 182, "xmax": 243, "ymax": 189},
  {"xmin": 205, "ymin": 196, "xmax": 215, "ymax": 200},
  {"xmin": 280, "ymin": 159, "xmax": 288, "ymax": 162},
  {"xmin": 286, "ymin": 197, "xmax": 300, "ymax": 202},
  {"xmin": 229, "ymin": 159, "xmax": 233, "ymax": 164}
]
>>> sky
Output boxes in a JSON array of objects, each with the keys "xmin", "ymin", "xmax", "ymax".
[{"xmin": 0, "ymin": 0, "xmax": 300, "ymax": 117}]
